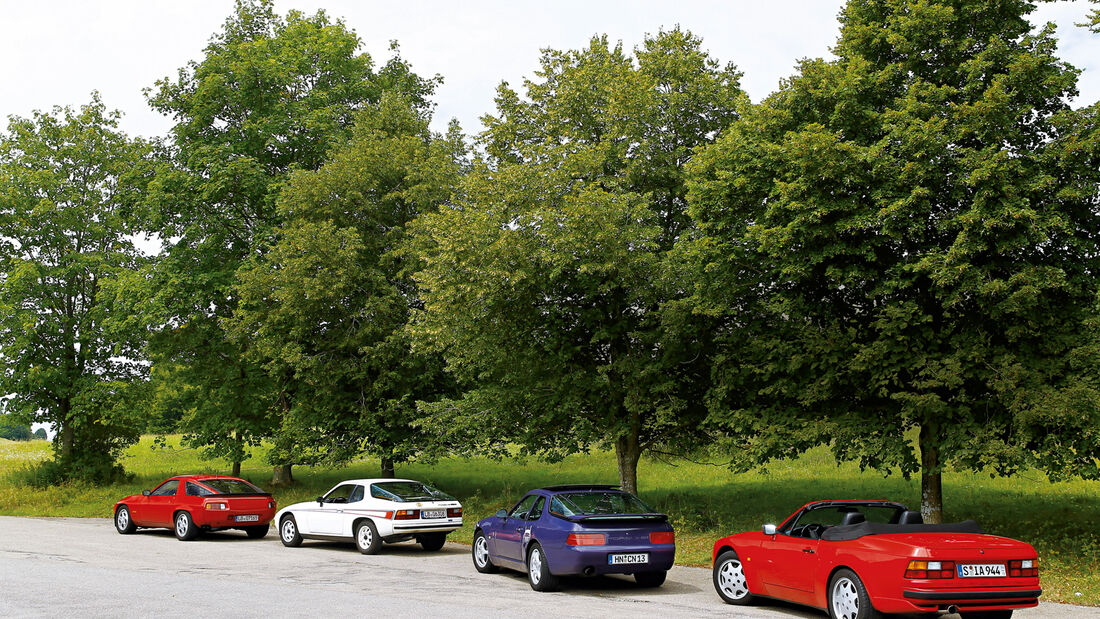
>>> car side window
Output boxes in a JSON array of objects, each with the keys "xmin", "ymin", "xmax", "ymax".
[
  {"xmin": 325, "ymin": 484, "xmax": 356, "ymax": 503},
  {"xmin": 185, "ymin": 481, "xmax": 214, "ymax": 497},
  {"xmin": 151, "ymin": 480, "xmax": 179, "ymax": 496},
  {"xmin": 549, "ymin": 496, "xmax": 575, "ymax": 517},
  {"xmin": 528, "ymin": 496, "xmax": 545, "ymax": 521},
  {"xmin": 509, "ymin": 495, "xmax": 539, "ymax": 519},
  {"xmin": 348, "ymin": 485, "xmax": 365, "ymax": 503}
]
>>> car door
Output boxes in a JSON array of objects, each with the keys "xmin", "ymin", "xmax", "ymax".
[
  {"xmin": 144, "ymin": 479, "xmax": 181, "ymax": 527},
  {"xmin": 310, "ymin": 484, "xmax": 359, "ymax": 536},
  {"xmin": 496, "ymin": 494, "xmax": 539, "ymax": 563}
]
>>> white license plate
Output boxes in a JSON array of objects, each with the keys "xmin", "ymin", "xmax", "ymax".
[
  {"xmin": 421, "ymin": 510, "xmax": 446, "ymax": 519},
  {"xmin": 957, "ymin": 564, "xmax": 1006, "ymax": 578},
  {"xmin": 608, "ymin": 553, "xmax": 649, "ymax": 565},
  {"xmin": 234, "ymin": 515, "xmax": 260, "ymax": 522}
]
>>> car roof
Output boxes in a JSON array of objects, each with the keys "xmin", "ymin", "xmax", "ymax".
[
  {"xmin": 800, "ymin": 499, "xmax": 907, "ymax": 511},
  {"xmin": 538, "ymin": 484, "xmax": 622, "ymax": 493},
  {"xmin": 328, "ymin": 478, "xmax": 420, "ymax": 486},
  {"xmin": 167, "ymin": 474, "xmax": 247, "ymax": 481}
]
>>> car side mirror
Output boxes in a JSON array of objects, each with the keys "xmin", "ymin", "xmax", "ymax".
[
  {"xmin": 763, "ymin": 524, "xmax": 777, "ymax": 535},
  {"xmin": 316, "ymin": 496, "xmax": 325, "ymax": 506},
  {"xmin": 495, "ymin": 509, "xmax": 508, "ymax": 519},
  {"xmin": 142, "ymin": 490, "xmax": 151, "ymax": 496}
]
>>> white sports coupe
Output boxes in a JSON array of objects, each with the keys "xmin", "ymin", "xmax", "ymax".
[{"xmin": 275, "ymin": 478, "xmax": 463, "ymax": 554}]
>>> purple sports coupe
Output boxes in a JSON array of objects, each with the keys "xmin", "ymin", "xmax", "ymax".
[{"xmin": 471, "ymin": 484, "xmax": 676, "ymax": 591}]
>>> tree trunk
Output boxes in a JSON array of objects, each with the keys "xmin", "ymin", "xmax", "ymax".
[
  {"xmin": 380, "ymin": 455, "xmax": 395, "ymax": 479},
  {"xmin": 271, "ymin": 464, "xmax": 293, "ymax": 486},
  {"xmin": 59, "ymin": 399, "xmax": 74, "ymax": 460},
  {"xmin": 919, "ymin": 424, "xmax": 943, "ymax": 524},
  {"xmin": 615, "ymin": 427, "xmax": 642, "ymax": 495},
  {"xmin": 231, "ymin": 461, "xmax": 241, "ymax": 477}
]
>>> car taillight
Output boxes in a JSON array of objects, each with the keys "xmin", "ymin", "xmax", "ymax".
[
  {"xmin": 204, "ymin": 502, "xmax": 228, "ymax": 511},
  {"xmin": 566, "ymin": 533, "xmax": 606, "ymax": 546},
  {"xmin": 447, "ymin": 507, "xmax": 463, "ymax": 518},
  {"xmin": 905, "ymin": 560, "xmax": 955, "ymax": 579},
  {"xmin": 1008, "ymin": 559, "xmax": 1039, "ymax": 577},
  {"xmin": 268, "ymin": 501, "xmax": 275, "ymax": 509},
  {"xmin": 649, "ymin": 531, "xmax": 675, "ymax": 544},
  {"xmin": 393, "ymin": 509, "xmax": 420, "ymax": 520}
]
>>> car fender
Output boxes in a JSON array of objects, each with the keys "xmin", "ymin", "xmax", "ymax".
[{"xmin": 714, "ymin": 533, "xmax": 768, "ymax": 595}]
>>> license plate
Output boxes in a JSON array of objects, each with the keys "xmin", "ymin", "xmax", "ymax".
[
  {"xmin": 958, "ymin": 564, "xmax": 1006, "ymax": 578},
  {"xmin": 421, "ymin": 510, "xmax": 446, "ymax": 519},
  {"xmin": 234, "ymin": 515, "xmax": 260, "ymax": 522},
  {"xmin": 608, "ymin": 553, "xmax": 649, "ymax": 565}
]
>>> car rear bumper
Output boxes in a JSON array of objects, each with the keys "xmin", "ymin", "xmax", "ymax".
[
  {"xmin": 194, "ymin": 508, "xmax": 276, "ymax": 528},
  {"xmin": 551, "ymin": 545, "xmax": 676, "ymax": 576},
  {"xmin": 876, "ymin": 587, "xmax": 1041, "ymax": 613}
]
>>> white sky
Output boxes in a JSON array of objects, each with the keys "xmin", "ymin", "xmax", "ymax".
[{"xmin": 1, "ymin": 1, "xmax": 1097, "ymax": 140}]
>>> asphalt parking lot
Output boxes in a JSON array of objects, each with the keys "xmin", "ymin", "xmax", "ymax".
[{"xmin": 0, "ymin": 517, "xmax": 1095, "ymax": 618}]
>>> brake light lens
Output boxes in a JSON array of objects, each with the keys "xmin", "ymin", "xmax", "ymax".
[
  {"xmin": 204, "ymin": 502, "xmax": 228, "ymax": 511},
  {"xmin": 566, "ymin": 533, "xmax": 606, "ymax": 546},
  {"xmin": 268, "ymin": 501, "xmax": 275, "ymax": 509},
  {"xmin": 393, "ymin": 509, "xmax": 420, "ymax": 520},
  {"xmin": 905, "ymin": 560, "xmax": 955, "ymax": 579},
  {"xmin": 649, "ymin": 531, "xmax": 675, "ymax": 544},
  {"xmin": 1008, "ymin": 559, "xmax": 1039, "ymax": 577},
  {"xmin": 447, "ymin": 507, "xmax": 463, "ymax": 518}
]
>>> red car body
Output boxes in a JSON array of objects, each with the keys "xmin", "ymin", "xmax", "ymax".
[
  {"xmin": 113, "ymin": 475, "xmax": 277, "ymax": 540},
  {"xmin": 712, "ymin": 500, "xmax": 1041, "ymax": 617}
]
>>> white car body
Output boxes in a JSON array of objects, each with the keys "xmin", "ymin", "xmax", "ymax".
[{"xmin": 274, "ymin": 478, "xmax": 462, "ymax": 543}]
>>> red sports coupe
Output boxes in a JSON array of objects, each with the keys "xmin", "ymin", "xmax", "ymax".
[
  {"xmin": 113, "ymin": 475, "xmax": 277, "ymax": 541},
  {"xmin": 712, "ymin": 500, "xmax": 1040, "ymax": 619}
]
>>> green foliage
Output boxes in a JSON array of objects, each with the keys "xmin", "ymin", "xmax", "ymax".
[
  {"xmin": 0, "ymin": 95, "xmax": 151, "ymax": 482},
  {"xmin": 118, "ymin": 0, "xmax": 441, "ymax": 472},
  {"xmin": 32, "ymin": 428, "xmax": 46, "ymax": 440},
  {"xmin": 0, "ymin": 414, "xmax": 32, "ymax": 441},
  {"xmin": 411, "ymin": 29, "xmax": 743, "ymax": 492},
  {"xmin": 685, "ymin": 0, "xmax": 1100, "ymax": 518},
  {"xmin": 227, "ymin": 95, "xmax": 463, "ymax": 472}
]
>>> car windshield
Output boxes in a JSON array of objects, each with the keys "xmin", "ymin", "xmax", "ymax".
[
  {"xmin": 370, "ymin": 481, "xmax": 454, "ymax": 502},
  {"xmin": 199, "ymin": 479, "xmax": 264, "ymax": 495},
  {"xmin": 554, "ymin": 491, "xmax": 655, "ymax": 516}
]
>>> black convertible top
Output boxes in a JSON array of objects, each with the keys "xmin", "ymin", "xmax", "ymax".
[{"xmin": 821, "ymin": 520, "xmax": 985, "ymax": 541}]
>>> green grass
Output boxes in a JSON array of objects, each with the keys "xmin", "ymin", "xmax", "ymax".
[{"xmin": 1, "ymin": 436, "xmax": 1096, "ymax": 605}]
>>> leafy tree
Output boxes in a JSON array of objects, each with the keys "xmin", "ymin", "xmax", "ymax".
[
  {"xmin": 33, "ymin": 427, "xmax": 47, "ymax": 440},
  {"xmin": 0, "ymin": 413, "xmax": 32, "ymax": 441},
  {"xmin": 123, "ymin": 0, "xmax": 439, "ymax": 481},
  {"xmin": 0, "ymin": 96, "xmax": 151, "ymax": 480},
  {"xmin": 410, "ymin": 30, "xmax": 742, "ymax": 493},
  {"xmin": 685, "ymin": 0, "xmax": 1100, "ymax": 520},
  {"xmin": 228, "ymin": 95, "xmax": 463, "ymax": 477}
]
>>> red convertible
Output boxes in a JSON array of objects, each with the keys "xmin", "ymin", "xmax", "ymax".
[
  {"xmin": 113, "ymin": 475, "xmax": 277, "ymax": 541},
  {"xmin": 712, "ymin": 500, "xmax": 1040, "ymax": 619}
]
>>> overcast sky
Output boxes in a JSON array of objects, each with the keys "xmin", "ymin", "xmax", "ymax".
[{"xmin": 1, "ymin": 0, "xmax": 1097, "ymax": 140}]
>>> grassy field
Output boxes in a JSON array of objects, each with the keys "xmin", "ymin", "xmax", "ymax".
[{"xmin": 1, "ymin": 436, "xmax": 1097, "ymax": 605}]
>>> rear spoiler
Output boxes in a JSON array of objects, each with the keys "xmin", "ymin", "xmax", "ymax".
[
  {"xmin": 216, "ymin": 493, "xmax": 273, "ymax": 498},
  {"xmin": 565, "ymin": 513, "xmax": 669, "ymax": 523}
]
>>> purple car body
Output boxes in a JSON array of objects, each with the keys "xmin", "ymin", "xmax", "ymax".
[{"xmin": 472, "ymin": 484, "xmax": 676, "ymax": 591}]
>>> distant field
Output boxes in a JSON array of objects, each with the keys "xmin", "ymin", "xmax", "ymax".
[{"xmin": 1, "ymin": 436, "xmax": 1096, "ymax": 605}]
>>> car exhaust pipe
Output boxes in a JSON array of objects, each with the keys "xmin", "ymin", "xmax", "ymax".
[
  {"xmin": 945, "ymin": 606, "xmax": 959, "ymax": 615},
  {"xmin": 583, "ymin": 566, "xmax": 596, "ymax": 576}
]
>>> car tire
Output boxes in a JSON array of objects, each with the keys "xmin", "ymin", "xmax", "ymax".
[
  {"xmin": 355, "ymin": 519, "xmax": 382, "ymax": 555},
  {"xmin": 418, "ymin": 532, "xmax": 447, "ymax": 552},
  {"xmin": 962, "ymin": 612, "xmax": 1013, "ymax": 619},
  {"xmin": 713, "ymin": 550, "xmax": 755, "ymax": 604},
  {"xmin": 828, "ymin": 568, "xmax": 882, "ymax": 619},
  {"xmin": 174, "ymin": 511, "xmax": 199, "ymax": 541},
  {"xmin": 472, "ymin": 529, "xmax": 499, "ymax": 574},
  {"xmin": 635, "ymin": 570, "xmax": 667, "ymax": 587},
  {"xmin": 244, "ymin": 524, "xmax": 269, "ymax": 539},
  {"xmin": 114, "ymin": 505, "xmax": 136, "ymax": 534},
  {"xmin": 526, "ymin": 543, "xmax": 559, "ymax": 592},
  {"xmin": 279, "ymin": 515, "xmax": 303, "ymax": 547}
]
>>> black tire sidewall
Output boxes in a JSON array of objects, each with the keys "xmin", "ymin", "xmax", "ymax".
[
  {"xmin": 527, "ymin": 544, "xmax": 558, "ymax": 592},
  {"xmin": 635, "ymin": 570, "xmax": 667, "ymax": 587},
  {"xmin": 115, "ymin": 506, "xmax": 134, "ymax": 534},
  {"xmin": 280, "ymin": 515, "xmax": 302, "ymax": 547},
  {"xmin": 472, "ymin": 530, "xmax": 498, "ymax": 573},
  {"xmin": 174, "ymin": 511, "xmax": 196, "ymax": 541},
  {"xmin": 713, "ymin": 550, "xmax": 754, "ymax": 605}
]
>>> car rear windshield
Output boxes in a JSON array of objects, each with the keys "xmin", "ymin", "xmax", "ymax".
[
  {"xmin": 199, "ymin": 479, "xmax": 265, "ymax": 495},
  {"xmin": 553, "ymin": 491, "xmax": 655, "ymax": 516},
  {"xmin": 370, "ymin": 481, "xmax": 454, "ymax": 502}
]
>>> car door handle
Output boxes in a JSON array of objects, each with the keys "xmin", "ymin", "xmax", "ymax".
[{"xmin": 802, "ymin": 548, "xmax": 815, "ymax": 553}]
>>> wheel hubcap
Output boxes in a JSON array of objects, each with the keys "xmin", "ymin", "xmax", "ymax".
[
  {"xmin": 475, "ymin": 536, "xmax": 489, "ymax": 566},
  {"xmin": 718, "ymin": 558, "xmax": 749, "ymax": 599},
  {"xmin": 117, "ymin": 509, "xmax": 128, "ymax": 530},
  {"xmin": 832, "ymin": 577, "xmax": 860, "ymax": 619},
  {"xmin": 358, "ymin": 525, "xmax": 372, "ymax": 549},
  {"xmin": 175, "ymin": 515, "xmax": 188, "ymax": 536},
  {"xmin": 281, "ymin": 520, "xmax": 295, "ymax": 542},
  {"xmin": 529, "ymin": 549, "xmax": 542, "ymax": 584}
]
